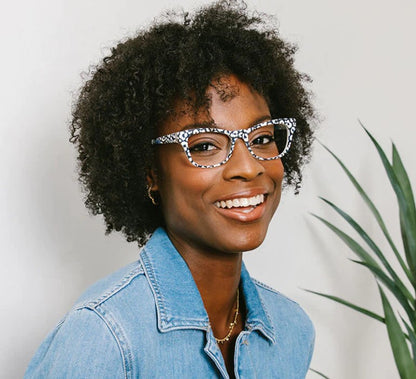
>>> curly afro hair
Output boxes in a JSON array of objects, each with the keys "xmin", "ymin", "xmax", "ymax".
[{"xmin": 70, "ymin": 0, "xmax": 316, "ymax": 246}]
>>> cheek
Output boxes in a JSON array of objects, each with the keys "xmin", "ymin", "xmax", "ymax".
[
  {"xmin": 268, "ymin": 160, "xmax": 284, "ymax": 207},
  {"xmin": 156, "ymin": 157, "xmax": 219, "ymax": 221},
  {"xmin": 269, "ymin": 159, "xmax": 284, "ymax": 187}
]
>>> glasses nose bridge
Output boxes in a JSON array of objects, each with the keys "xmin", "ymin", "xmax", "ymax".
[
  {"xmin": 229, "ymin": 129, "xmax": 250, "ymax": 148},
  {"xmin": 228, "ymin": 130, "xmax": 254, "ymax": 160}
]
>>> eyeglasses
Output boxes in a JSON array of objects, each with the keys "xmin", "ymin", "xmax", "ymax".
[{"xmin": 151, "ymin": 118, "xmax": 296, "ymax": 168}]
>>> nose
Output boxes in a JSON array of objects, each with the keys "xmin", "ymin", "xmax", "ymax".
[{"xmin": 222, "ymin": 139, "xmax": 265, "ymax": 181}]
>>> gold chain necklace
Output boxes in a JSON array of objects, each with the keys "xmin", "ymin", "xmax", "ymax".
[{"xmin": 215, "ymin": 288, "xmax": 239, "ymax": 344}]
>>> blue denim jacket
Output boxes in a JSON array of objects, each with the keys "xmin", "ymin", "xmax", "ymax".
[{"xmin": 25, "ymin": 228, "xmax": 314, "ymax": 378}]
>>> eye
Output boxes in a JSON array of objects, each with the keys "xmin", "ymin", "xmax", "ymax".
[
  {"xmin": 251, "ymin": 134, "xmax": 275, "ymax": 146},
  {"xmin": 190, "ymin": 142, "xmax": 217, "ymax": 152},
  {"xmin": 188, "ymin": 132, "xmax": 227, "ymax": 154}
]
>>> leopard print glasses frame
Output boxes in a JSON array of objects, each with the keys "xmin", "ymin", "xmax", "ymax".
[{"xmin": 151, "ymin": 118, "xmax": 296, "ymax": 169}]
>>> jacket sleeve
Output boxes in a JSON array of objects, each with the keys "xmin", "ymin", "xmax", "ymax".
[{"xmin": 24, "ymin": 308, "xmax": 125, "ymax": 378}]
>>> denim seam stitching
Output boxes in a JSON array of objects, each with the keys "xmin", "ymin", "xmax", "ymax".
[
  {"xmin": 236, "ymin": 333, "xmax": 258, "ymax": 379},
  {"xmin": 85, "ymin": 306, "xmax": 132, "ymax": 379},
  {"xmin": 81, "ymin": 264, "xmax": 144, "ymax": 308},
  {"xmin": 251, "ymin": 278, "xmax": 280, "ymax": 294},
  {"xmin": 249, "ymin": 280, "xmax": 277, "ymax": 344},
  {"xmin": 252, "ymin": 278, "xmax": 299, "ymax": 307},
  {"xmin": 203, "ymin": 337, "xmax": 229, "ymax": 379},
  {"xmin": 140, "ymin": 248, "xmax": 167, "ymax": 327}
]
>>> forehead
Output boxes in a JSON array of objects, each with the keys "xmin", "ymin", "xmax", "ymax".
[{"xmin": 159, "ymin": 75, "xmax": 270, "ymax": 135}]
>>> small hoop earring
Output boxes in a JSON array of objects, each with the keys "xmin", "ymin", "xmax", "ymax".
[{"xmin": 147, "ymin": 185, "xmax": 158, "ymax": 206}]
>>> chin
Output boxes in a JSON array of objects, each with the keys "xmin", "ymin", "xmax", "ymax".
[{"xmin": 222, "ymin": 226, "xmax": 269, "ymax": 253}]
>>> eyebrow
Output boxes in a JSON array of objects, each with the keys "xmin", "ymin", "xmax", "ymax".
[{"xmin": 179, "ymin": 114, "xmax": 272, "ymax": 132}]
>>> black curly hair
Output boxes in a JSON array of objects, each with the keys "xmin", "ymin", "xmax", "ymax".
[{"xmin": 70, "ymin": 0, "xmax": 316, "ymax": 246}]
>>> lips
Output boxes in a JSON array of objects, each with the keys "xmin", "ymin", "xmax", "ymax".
[
  {"xmin": 215, "ymin": 194, "xmax": 265, "ymax": 209},
  {"xmin": 213, "ymin": 191, "xmax": 268, "ymax": 222}
]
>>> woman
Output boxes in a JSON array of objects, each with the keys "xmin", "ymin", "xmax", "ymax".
[{"xmin": 25, "ymin": 1, "xmax": 315, "ymax": 378}]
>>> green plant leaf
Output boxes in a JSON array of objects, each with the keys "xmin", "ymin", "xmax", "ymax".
[
  {"xmin": 304, "ymin": 289, "xmax": 385, "ymax": 323},
  {"xmin": 311, "ymin": 213, "xmax": 380, "ymax": 269},
  {"xmin": 393, "ymin": 144, "xmax": 416, "ymax": 221},
  {"xmin": 400, "ymin": 316, "xmax": 416, "ymax": 365},
  {"xmin": 352, "ymin": 260, "xmax": 415, "ymax": 327},
  {"xmin": 320, "ymin": 142, "xmax": 414, "ymax": 286},
  {"xmin": 310, "ymin": 213, "xmax": 414, "ymax": 318},
  {"xmin": 314, "ymin": 128, "xmax": 416, "ymax": 377},
  {"xmin": 392, "ymin": 143, "xmax": 416, "ymax": 284},
  {"xmin": 379, "ymin": 285, "xmax": 416, "ymax": 378},
  {"xmin": 319, "ymin": 197, "xmax": 413, "ymax": 302},
  {"xmin": 361, "ymin": 125, "xmax": 416, "ymax": 284},
  {"xmin": 309, "ymin": 368, "xmax": 331, "ymax": 378}
]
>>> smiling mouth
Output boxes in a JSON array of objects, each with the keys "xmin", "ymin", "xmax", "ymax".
[{"xmin": 214, "ymin": 194, "xmax": 265, "ymax": 211}]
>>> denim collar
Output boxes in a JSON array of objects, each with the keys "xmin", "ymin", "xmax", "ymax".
[{"xmin": 140, "ymin": 227, "xmax": 275, "ymax": 344}]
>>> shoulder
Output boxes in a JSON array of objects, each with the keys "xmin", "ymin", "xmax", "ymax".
[
  {"xmin": 73, "ymin": 260, "xmax": 146, "ymax": 310},
  {"xmin": 25, "ymin": 260, "xmax": 150, "ymax": 378},
  {"xmin": 252, "ymin": 278, "xmax": 315, "ymax": 339},
  {"xmin": 25, "ymin": 307, "xmax": 126, "ymax": 378}
]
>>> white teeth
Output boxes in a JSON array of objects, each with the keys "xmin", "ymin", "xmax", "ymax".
[{"xmin": 215, "ymin": 194, "xmax": 265, "ymax": 209}]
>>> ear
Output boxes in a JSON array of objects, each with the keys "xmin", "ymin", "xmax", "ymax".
[{"xmin": 146, "ymin": 167, "xmax": 159, "ymax": 192}]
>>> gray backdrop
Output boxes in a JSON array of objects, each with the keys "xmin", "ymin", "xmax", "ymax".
[{"xmin": 1, "ymin": 0, "xmax": 415, "ymax": 377}]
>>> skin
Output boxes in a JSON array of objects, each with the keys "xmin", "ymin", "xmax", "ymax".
[{"xmin": 148, "ymin": 75, "xmax": 284, "ymax": 378}]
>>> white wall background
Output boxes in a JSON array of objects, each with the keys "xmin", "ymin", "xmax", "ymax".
[{"xmin": 1, "ymin": 0, "xmax": 415, "ymax": 378}]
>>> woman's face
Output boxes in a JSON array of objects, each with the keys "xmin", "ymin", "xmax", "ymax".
[{"xmin": 151, "ymin": 75, "xmax": 284, "ymax": 255}]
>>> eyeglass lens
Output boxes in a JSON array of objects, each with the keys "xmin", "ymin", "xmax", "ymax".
[{"xmin": 187, "ymin": 123, "xmax": 288, "ymax": 166}]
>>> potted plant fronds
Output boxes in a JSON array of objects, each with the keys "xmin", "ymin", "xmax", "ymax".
[{"xmin": 307, "ymin": 124, "xmax": 416, "ymax": 378}]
